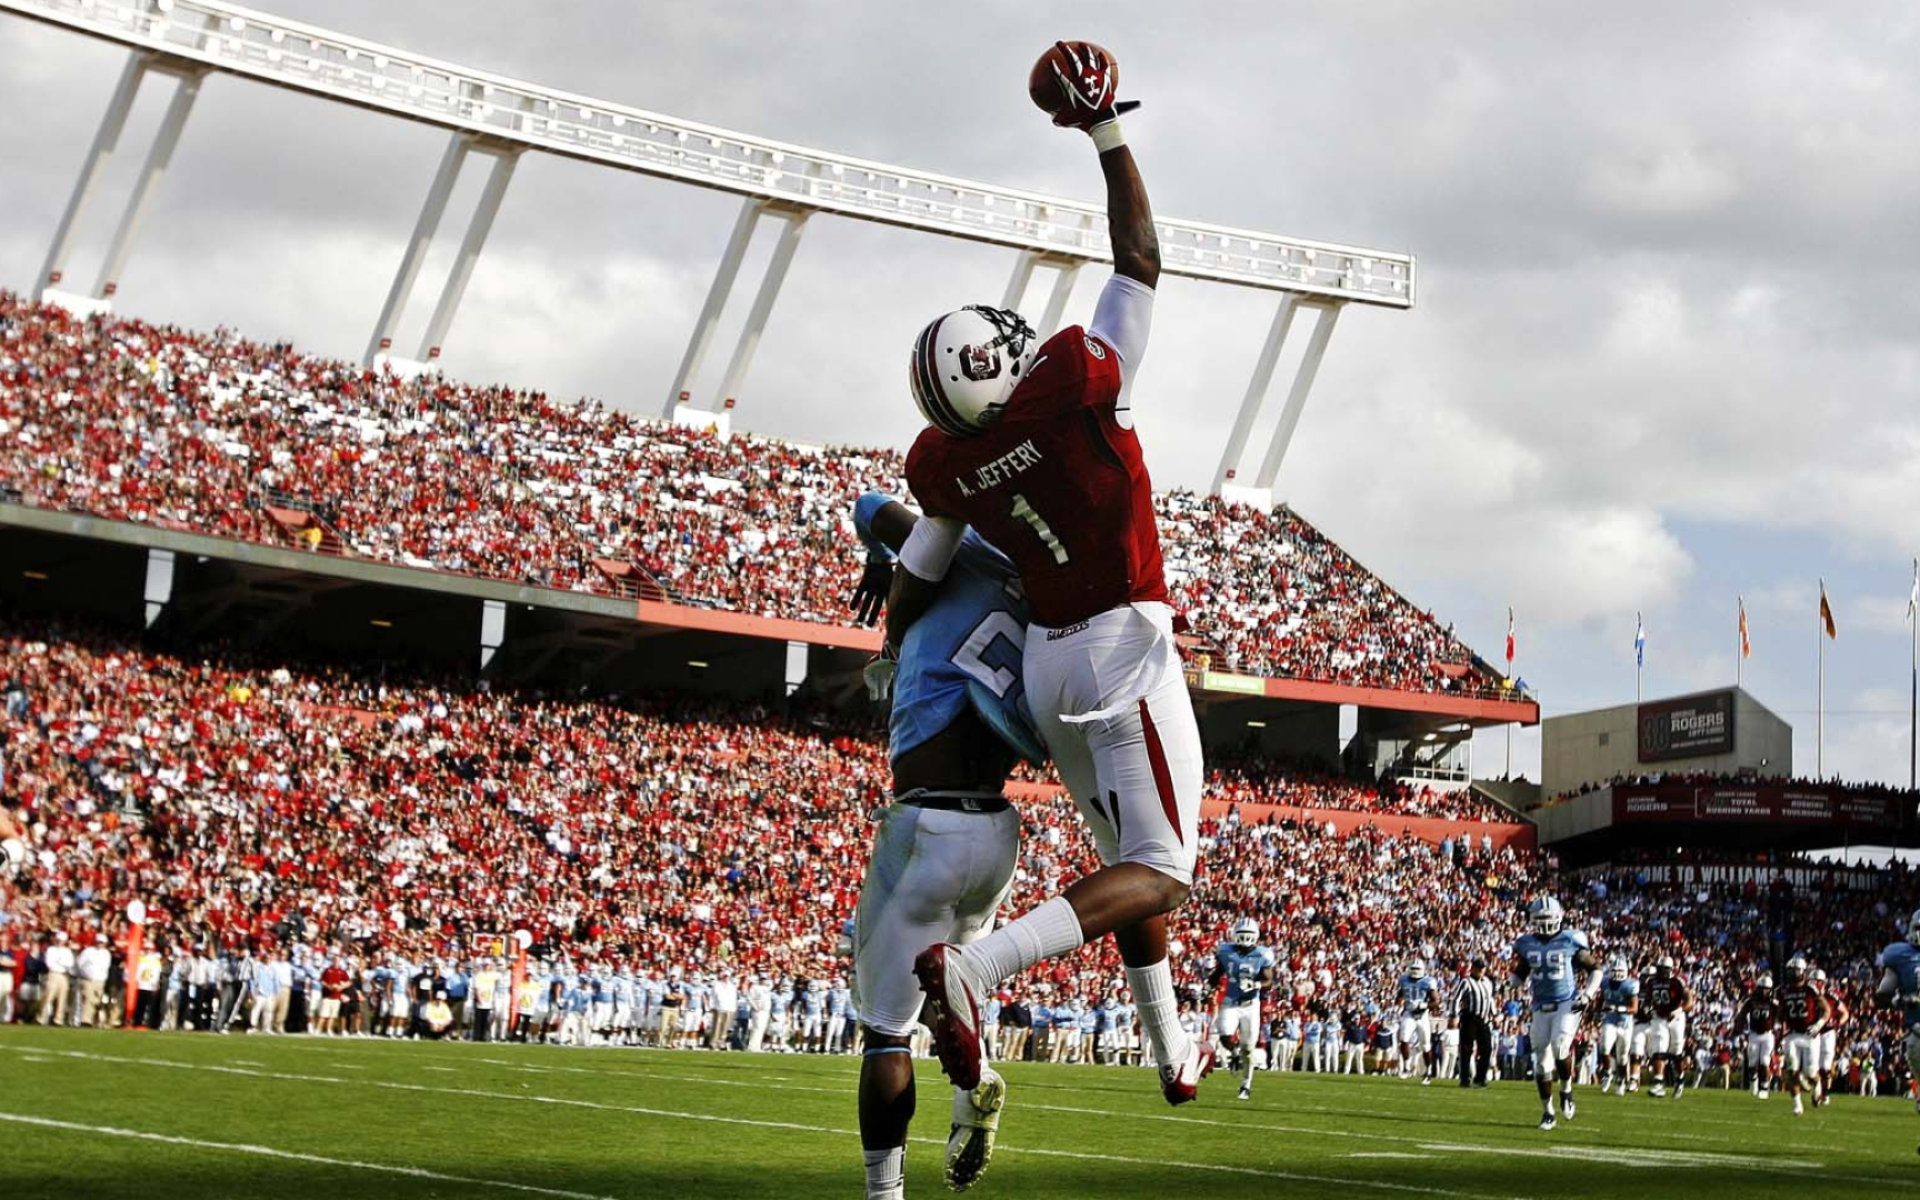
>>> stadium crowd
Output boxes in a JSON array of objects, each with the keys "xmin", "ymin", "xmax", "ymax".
[
  {"xmin": 0, "ymin": 292, "xmax": 1495, "ymax": 695},
  {"xmin": 3, "ymin": 616, "xmax": 1913, "ymax": 1097}
]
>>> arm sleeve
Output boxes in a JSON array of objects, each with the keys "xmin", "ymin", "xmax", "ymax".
[
  {"xmin": 852, "ymin": 491, "xmax": 898, "ymax": 562},
  {"xmin": 897, "ymin": 515, "xmax": 965, "ymax": 582},
  {"xmin": 1087, "ymin": 274, "xmax": 1155, "ymax": 430}
]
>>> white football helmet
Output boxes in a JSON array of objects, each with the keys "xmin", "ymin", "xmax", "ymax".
[
  {"xmin": 1655, "ymin": 955, "xmax": 1676, "ymax": 974},
  {"xmin": 1785, "ymin": 955, "xmax": 1808, "ymax": 981},
  {"xmin": 1608, "ymin": 957, "xmax": 1629, "ymax": 982},
  {"xmin": 1231, "ymin": 917, "xmax": 1259, "ymax": 949},
  {"xmin": 1408, "ymin": 960, "xmax": 1428, "ymax": 980},
  {"xmin": 1756, "ymin": 973, "xmax": 1774, "ymax": 990},
  {"xmin": 909, "ymin": 305, "xmax": 1039, "ymax": 436},
  {"xmin": 1811, "ymin": 968, "xmax": 1827, "ymax": 985},
  {"xmin": 0, "ymin": 837, "xmax": 25, "ymax": 871},
  {"xmin": 1528, "ymin": 895, "xmax": 1564, "ymax": 937}
]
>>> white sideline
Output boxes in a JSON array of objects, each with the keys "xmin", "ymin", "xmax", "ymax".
[
  {"xmin": 0, "ymin": 1044, "xmax": 1525, "ymax": 1200},
  {"xmin": 0, "ymin": 1111, "xmax": 619, "ymax": 1200}
]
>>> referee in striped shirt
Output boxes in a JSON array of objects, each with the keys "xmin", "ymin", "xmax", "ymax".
[{"xmin": 1454, "ymin": 957, "xmax": 1496, "ymax": 1087}]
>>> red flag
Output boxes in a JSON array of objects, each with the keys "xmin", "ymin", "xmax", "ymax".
[
  {"xmin": 1505, "ymin": 607, "xmax": 1516, "ymax": 667},
  {"xmin": 1738, "ymin": 596, "xmax": 1751, "ymax": 659},
  {"xmin": 1819, "ymin": 582, "xmax": 1837, "ymax": 640}
]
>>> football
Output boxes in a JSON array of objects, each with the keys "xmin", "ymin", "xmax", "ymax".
[{"xmin": 1028, "ymin": 41, "xmax": 1118, "ymax": 122}]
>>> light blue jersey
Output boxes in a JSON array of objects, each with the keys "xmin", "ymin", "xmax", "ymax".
[
  {"xmin": 858, "ymin": 495, "xmax": 1044, "ymax": 764},
  {"xmin": 1215, "ymin": 943, "xmax": 1276, "ymax": 1006},
  {"xmin": 1398, "ymin": 973, "xmax": 1441, "ymax": 1017},
  {"xmin": 1880, "ymin": 941, "xmax": 1920, "ymax": 1030},
  {"xmin": 1513, "ymin": 929, "xmax": 1591, "ymax": 1008},
  {"xmin": 1601, "ymin": 976, "xmax": 1640, "ymax": 1027}
]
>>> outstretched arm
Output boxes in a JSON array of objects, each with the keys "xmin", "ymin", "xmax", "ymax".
[{"xmin": 1100, "ymin": 142, "xmax": 1159, "ymax": 290}]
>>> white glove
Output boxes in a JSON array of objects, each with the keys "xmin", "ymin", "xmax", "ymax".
[{"xmin": 863, "ymin": 651, "xmax": 897, "ymax": 702}]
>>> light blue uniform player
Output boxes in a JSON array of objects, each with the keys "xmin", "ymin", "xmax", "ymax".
[
  {"xmin": 1874, "ymin": 908, "xmax": 1920, "ymax": 1154},
  {"xmin": 1512, "ymin": 896, "xmax": 1602, "ymax": 1131},
  {"xmin": 1597, "ymin": 958, "xmax": 1640, "ymax": 1091},
  {"xmin": 846, "ymin": 491, "xmax": 1045, "ymax": 1193},
  {"xmin": 1209, "ymin": 918, "xmax": 1276, "ymax": 1099},
  {"xmin": 1396, "ymin": 962, "xmax": 1443, "ymax": 1082}
]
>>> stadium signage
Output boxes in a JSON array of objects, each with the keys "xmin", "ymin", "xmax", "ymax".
[
  {"xmin": 1610, "ymin": 783, "xmax": 1906, "ymax": 831},
  {"xmin": 1636, "ymin": 690, "xmax": 1735, "ymax": 763}
]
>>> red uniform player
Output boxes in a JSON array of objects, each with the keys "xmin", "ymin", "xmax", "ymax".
[{"xmin": 889, "ymin": 42, "xmax": 1213, "ymax": 1109}]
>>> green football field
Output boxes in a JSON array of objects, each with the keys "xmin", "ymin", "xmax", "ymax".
[{"xmin": 1, "ymin": 1026, "xmax": 1914, "ymax": 1200}]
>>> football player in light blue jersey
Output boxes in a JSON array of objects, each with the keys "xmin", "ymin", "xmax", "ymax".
[
  {"xmin": 1208, "ymin": 918, "xmax": 1276, "ymax": 1100},
  {"xmin": 1596, "ymin": 957, "xmax": 1640, "ymax": 1095},
  {"xmin": 1511, "ymin": 895, "xmax": 1602, "ymax": 1131},
  {"xmin": 846, "ymin": 492, "xmax": 1044, "ymax": 1198},
  {"xmin": 1396, "ymin": 961, "xmax": 1443, "ymax": 1084},
  {"xmin": 1874, "ymin": 907, "xmax": 1920, "ymax": 1155}
]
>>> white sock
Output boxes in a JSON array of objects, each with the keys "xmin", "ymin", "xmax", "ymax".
[
  {"xmin": 958, "ymin": 896, "xmax": 1083, "ymax": 986},
  {"xmin": 1125, "ymin": 958, "xmax": 1191, "ymax": 1068},
  {"xmin": 863, "ymin": 1146, "xmax": 905, "ymax": 1200}
]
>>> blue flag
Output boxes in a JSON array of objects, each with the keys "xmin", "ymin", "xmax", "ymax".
[{"xmin": 1634, "ymin": 612, "xmax": 1646, "ymax": 668}]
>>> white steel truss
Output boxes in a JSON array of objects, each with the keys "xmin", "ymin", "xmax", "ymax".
[
  {"xmin": 36, "ymin": 50, "xmax": 207, "ymax": 313},
  {"xmin": 365, "ymin": 133, "xmax": 522, "ymax": 369},
  {"xmin": 5, "ymin": 0, "xmax": 1417, "ymax": 495}
]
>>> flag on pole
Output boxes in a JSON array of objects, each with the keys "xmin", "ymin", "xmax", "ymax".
[
  {"xmin": 1738, "ymin": 595, "xmax": 1751, "ymax": 659},
  {"xmin": 1819, "ymin": 581, "xmax": 1837, "ymax": 639},
  {"xmin": 1505, "ymin": 607, "xmax": 1515, "ymax": 668},
  {"xmin": 1634, "ymin": 612, "xmax": 1646, "ymax": 668},
  {"xmin": 1907, "ymin": 558, "xmax": 1917, "ymax": 626}
]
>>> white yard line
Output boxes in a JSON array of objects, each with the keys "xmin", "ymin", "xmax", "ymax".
[{"xmin": 0, "ymin": 1111, "xmax": 621, "ymax": 1200}]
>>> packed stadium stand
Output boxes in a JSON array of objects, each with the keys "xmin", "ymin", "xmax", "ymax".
[
  {"xmin": 2, "ymin": 615, "xmax": 1912, "ymax": 1093},
  {"xmin": 0, "ymin": 292, "xmax": 1495, "ymax": 696}
]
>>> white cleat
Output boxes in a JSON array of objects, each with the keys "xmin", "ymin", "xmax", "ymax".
[
  {"xmin": 914, "ymin": 944, "xmax": 987, "ymax": 1091},
  {"xmin": 1560, "ymin": 1093, "xmax": 1576, "ymax": 1121},
  {"xmin": 945, "ymin": 1067, "xmax": 1005, "ymax": 1193},
  {"xmin": 1648, "ymin": 1084, "xmax": 1666, "ymax": 1098},
  {"xmin": 1237, "ymin": 1084, "xmax": 1252, "ymax": 1102},
  {"xmin": 1538, "ymin": 1111, "xmax": 1557, "ymax": 1132},
  {"xmin": 1159, "ymin": 1037, "xmax": 1217, "ymax": 1106}
]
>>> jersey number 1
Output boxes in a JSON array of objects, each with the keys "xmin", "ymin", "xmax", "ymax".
[{"xmin": 1010, "ymin": 493, "xmax": 1069, "ymax": 565}]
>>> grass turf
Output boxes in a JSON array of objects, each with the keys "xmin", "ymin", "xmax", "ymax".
[{"xmin": 0, "ymin": 1026, "xmax": 1914, "ymax": 1199}]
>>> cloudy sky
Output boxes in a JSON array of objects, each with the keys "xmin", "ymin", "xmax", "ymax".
[{"xmin": 2, "ymin": 2, "xmax": 1917, "ymax": 794}]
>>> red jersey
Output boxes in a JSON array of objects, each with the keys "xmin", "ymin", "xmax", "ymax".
[
  {"xmin": 1777, "ymin": 980, "xmax": 1826, "ymax": 1033},
  {"xmin": 1642, "ymin": 973, "xmax": 1690, "ymax": 1017},
  {"xmin": 906, "ymin": 326, "xmax": 1167, "ymax": 627}
]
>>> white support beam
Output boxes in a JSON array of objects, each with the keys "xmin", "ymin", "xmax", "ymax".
[
  {"xmin": 1212, "ymin": 295, "xmax": 1298, "ymax": 494},
  {"xmin": 1001, "ymin": 250, "xmax": 1040, "ymax": 311},
  {"xmin": 479, "ymin": 598, "xmax": 506, "ymax": 672},
  {"xmin": 665, "ymin": 198, "xmax": 761, "ymax": 415},
  {"xmin": 715, "ymin": 208, "xmax": 807, "ymax": 409},
  {"xmin": 38, "ymin": 51, "xmax": 143, "ymax": 297},
  {"xmin": 1036, "ymin": 260, "xmax": 1081, "ymax": 338},
  {"xmin": 93, "ymin": 64, "xmax": 205, "ymax": 299},
  {"xmin": 142, "ymin": 546, "xmax": 174, "ymax": 629},
  {"xmin": 365, "ymin": 134, "xmax": 467, "ymax": 366},
  {"xmin": 417, "ymin": 145, "xmax": 519, "ymax": 363},
  {"xmin": 1254, "ymin": 302, "xmax": 1342, "ymax": 490}
]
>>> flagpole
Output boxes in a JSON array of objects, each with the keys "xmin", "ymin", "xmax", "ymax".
[
  {"xmin": 1736, "ymin": 595, "xmax": 1743, "ymax": 690},
  {"xmin": 1909, "ymin": 557, "xmax": 1916, "ymax": 792},
  {"xmin": 1817, "ymin": 579, "xmax": 1824, "ymax": 781}
]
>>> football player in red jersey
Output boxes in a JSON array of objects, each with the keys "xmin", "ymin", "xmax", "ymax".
[
  {"xmin": 889, "ymin": 43, "xmax": 1214, "ymax": 1107},
  {"xmin": 1812, "ymin": 966, "xmax": 1847, "ymax": 1106}
]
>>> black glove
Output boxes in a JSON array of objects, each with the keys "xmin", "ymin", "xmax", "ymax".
[{"xmin": 850, "ymin": 557, "xmax": 891, "ymax": 626}]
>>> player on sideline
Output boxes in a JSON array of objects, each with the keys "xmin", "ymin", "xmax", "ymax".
[
  {"xmin": 890, "ymin": 43, "xmax": 1214, "ymax": 1105},
  {"xmin": 1812, "ymin": 967, "xmax": 1846, "ymax": 1106},
  {"xmin": 1873, "ymin": 908, "xmax": 1920, "ymax": 1155},
  {"xmin": 1396, "ymin": 960, "xmax": 1442, "ymax": 1085},
  {"xmin": 1209, "ymin": 918, "xmax": 1276, "ymax": 1101},
  {"xmin": 1733, "ymin": 972, "xmax": 1779, "ymax": 1099},
  {"xmin": 847, "ymin": 491, "xmax": 1046, "ymax": 1197},
  {"xmin": 1597, "ymin": 957, "xmax": 1640, "ymax": 1095},
  {"xmin": 1640, "ymin": 955, "xmax": 1693, "ymax": 1098},
  {"xmin": 1776, "ymin": 956, "xmax": 1831, "ymax": 1117},
  {"xmin": 1511, "ymin": 896, "xmax": 1602, "ymax": 1131}
]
